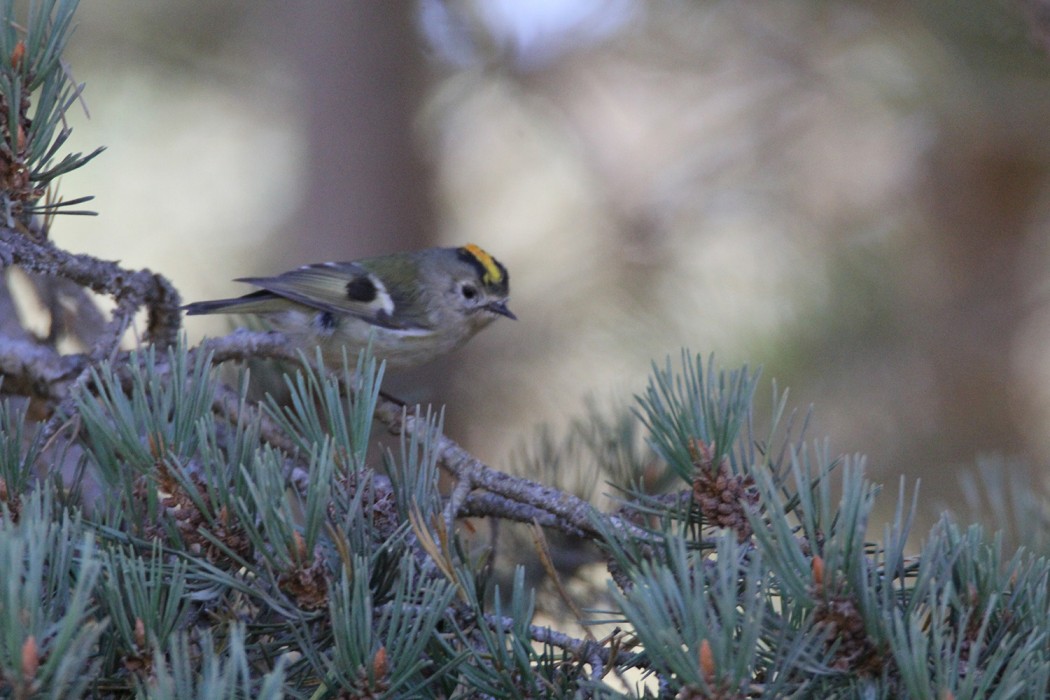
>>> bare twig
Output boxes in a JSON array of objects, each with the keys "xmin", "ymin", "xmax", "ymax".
[
  {"xmin": 459, "ymin": 491, "xmax": 586, "ymax": 533},
  {"xmin": 0, "ymin": 227, "xmax": 181, "ymax": 349},
  {"xmin": 1, "ymin": 225, "xmax": 183, "ymax": 440},
  {"xmin": 0, "ymin": 335, "xmax": 82, "ymax": 401},
  {"xmin": 374, "ymin": 395, "xmax": 657, "ymax": 542}
]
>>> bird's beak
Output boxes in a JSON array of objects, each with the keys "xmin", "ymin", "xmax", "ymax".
[{"xmin": 486, "ymin": 300, "xmax": 517, "ymax": 320}]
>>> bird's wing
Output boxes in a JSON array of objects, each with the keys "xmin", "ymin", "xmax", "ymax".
[{"xmin": 236, "ymin": 262, "xmax": 422, "ymax": 329}]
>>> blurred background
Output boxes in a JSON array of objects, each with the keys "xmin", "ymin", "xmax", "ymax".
[{"xmin": 50, "ymin": 1, "xmax": 1050, "ymax": 532}]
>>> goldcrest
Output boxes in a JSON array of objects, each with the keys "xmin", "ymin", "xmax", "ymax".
[{"xmin": 183, "ymin": 244, "xmax": 515, "ymax": 368}]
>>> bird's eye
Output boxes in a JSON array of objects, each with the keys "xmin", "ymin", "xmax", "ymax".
[{"xmin": 460, "ymin": 284, "xmax": 478, "ymax": 300}]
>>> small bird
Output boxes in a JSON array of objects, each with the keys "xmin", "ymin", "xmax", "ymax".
[{"xmin": 183, "ymin": 244, "xmax": 516, "ymax": 368}]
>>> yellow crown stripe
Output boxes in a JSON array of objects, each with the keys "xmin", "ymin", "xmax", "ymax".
[{"xmin": 463, "ymin": 243, "xmax": 503, "ymax": 285}]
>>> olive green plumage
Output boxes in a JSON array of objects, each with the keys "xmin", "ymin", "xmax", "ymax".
[{"xmin": 183, "ymin": 244, "xmax": 515, "ymax": 368}]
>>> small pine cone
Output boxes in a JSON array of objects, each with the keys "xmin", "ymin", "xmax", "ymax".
[
  {"xmin": 814, "ymin": 595, "xmax": 883, "ymax": 675},
  {"xmin": 278, "ymin": 547, "xmax": 330, "ymax": 610},
  {"xmin": 693, "ymin": 461, "xmax": 756, "ymax": 541}
]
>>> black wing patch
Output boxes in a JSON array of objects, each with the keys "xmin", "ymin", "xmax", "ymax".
[{"xmin": 345, "ymin": 275, "xmax": 378, "ymax": 303}]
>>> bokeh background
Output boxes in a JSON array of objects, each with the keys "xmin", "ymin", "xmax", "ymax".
[{"xmin": 49, "ymin": 1, "xmax": 1050, "ymax": 532}]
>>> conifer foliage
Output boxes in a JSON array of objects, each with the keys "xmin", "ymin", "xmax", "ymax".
[{"xmin": 1, "ymin": 3, "xmax": 1049, "ymax": 698}]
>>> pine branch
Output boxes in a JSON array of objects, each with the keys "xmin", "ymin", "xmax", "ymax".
[
  {"xmin": 4, "ymin": 3, "xmax": 1050, "ymax": 694},
  {"xmin": 0, "ymin": 226, "xmax": 181, "ymax": 349}
]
